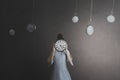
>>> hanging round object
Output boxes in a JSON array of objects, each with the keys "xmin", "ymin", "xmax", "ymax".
[
  {"xmin": 107, "ymin": 14, "xmax": 115, "ymax": 23},
  {"xmin": 9, "ymin": 28, "xmax": 15, "ymax": 36},
  {"xmin": 87, "ymin": 25, "xmax": 94, "ymax": 36},
  {"xmin": 72, "ymin": 16, "xmax": 79, "ymax": 23},
  {"xmin": 27, "ymin": 24, "xmax": 36, "ymax": 32}
]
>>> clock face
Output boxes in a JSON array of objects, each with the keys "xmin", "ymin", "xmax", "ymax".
[
  {"xmin": 87, "ymin": 25, "xmax": 94, "ymax": 36},
  {"xmin": 55, "ymin": 40, "xmax": 68, "ymax": 52}
]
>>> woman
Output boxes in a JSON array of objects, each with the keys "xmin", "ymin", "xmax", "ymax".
[{"xmin": 48, "ymin": 33, "xmax": 73, "ymax": 80}]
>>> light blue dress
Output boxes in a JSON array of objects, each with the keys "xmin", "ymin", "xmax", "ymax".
[{"xmin": 51, "ymin": 50, "xmax": 72, "ymax": 80}]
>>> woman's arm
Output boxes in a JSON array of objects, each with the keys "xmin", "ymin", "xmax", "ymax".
[
  {"xmin": 47, "ymin": 44, "xmax": 55, "ymax": 65},
  {"xmin": 66, "ymin": 49, "xmax": 74, "ymax": 66}
]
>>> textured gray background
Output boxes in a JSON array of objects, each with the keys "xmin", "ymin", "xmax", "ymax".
[{"xmin": 1, "ymin": 0, "xmax": 120, "ymax": 80}]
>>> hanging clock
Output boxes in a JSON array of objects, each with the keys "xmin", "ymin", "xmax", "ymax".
[
  {"xmin": 87, "ymin": 25, "xmax": 94, "ymax": 36},
  {"xmin": 55, "ymin": 40, "xmax": 68, "ymax": 52}
]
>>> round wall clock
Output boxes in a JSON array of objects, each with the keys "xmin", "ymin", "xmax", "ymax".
[{"xmin": 55, "ymin": 40, "xmax": 68, "ymax": 52}]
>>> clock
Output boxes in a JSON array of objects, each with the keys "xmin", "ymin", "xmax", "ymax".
[{"xmin": 55, "ymin": 40, "xmax": 68, "ymax": 52}]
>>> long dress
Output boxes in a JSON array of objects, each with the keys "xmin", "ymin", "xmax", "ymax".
[{"xmin": 51, "ymin": 50, "xmax": 72, "ymax": 80}]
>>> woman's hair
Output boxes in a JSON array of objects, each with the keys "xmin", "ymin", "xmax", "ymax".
[{"xmin": 56, "ymin": 33, "xmax": 64, "ymax": 40}]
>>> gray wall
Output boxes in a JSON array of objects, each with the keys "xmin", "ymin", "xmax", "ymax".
[{"xmin": 1, "ymin": 0, "xmax": 120, "ymax": 80}]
